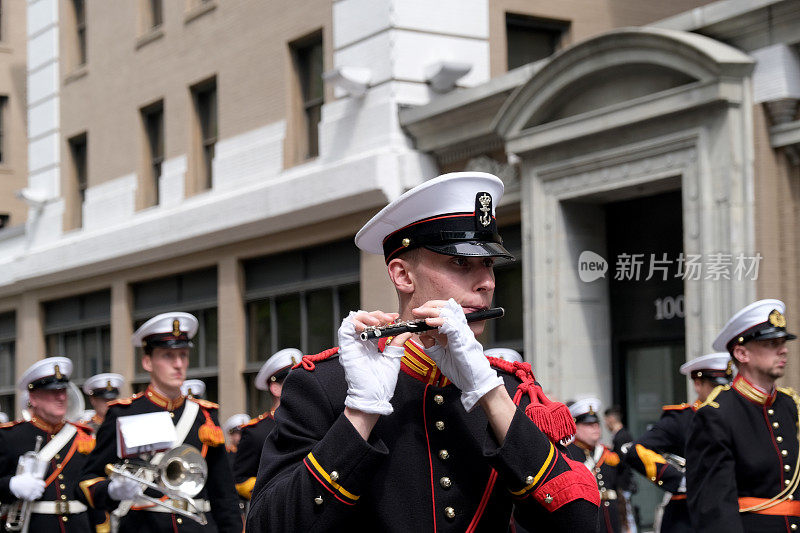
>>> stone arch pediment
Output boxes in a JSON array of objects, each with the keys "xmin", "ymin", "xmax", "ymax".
[{"xmin": 495, "ymin": 27, "xmax": 754, "ymax": 140}]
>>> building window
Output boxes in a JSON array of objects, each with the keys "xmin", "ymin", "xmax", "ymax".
[
  {"xmin": 243, "ymin": 239, "xmax": 359, "ymax": 414},
  {"xmin": 505, "ymin": 13, "xmax": 568, "ymax": 70},
  {"xmin": 67, "ymin": 133, "xmax": 87, "ymax": 230},
  {"xmin": 0, "ymin": 95, "xmax": 7, "ymax": 164},
  {"xmin": 290, "ymin": 32, "xmax": 323, "ymax": 162},
  {"xmin": 482, "ymin": 224, "xmax": 523, "ymax": 353},
  {"xmin": 0, "ymin": 312, "xmax": 15, "ymax": 415},
  {"xmin": 43, "ymin": 291, "xmax": 111, "ymax": 384},
  {"xmin": 147, "ymin": 0, "xmax": 163, "ymax": 30},
  {"xmin": 72, "ymin": 0, "xmax": 87, "ymax": 66},
  {"xmin": 131, "ymin": 267, "xmax": 219, "ymax": 401},
  {"xmin": 141, "ymin": 101, "xmax": 164, "ymax": 207},
  {"xmin": 191, "ymin": 78, "xmax": 217, "ymax": 192}
]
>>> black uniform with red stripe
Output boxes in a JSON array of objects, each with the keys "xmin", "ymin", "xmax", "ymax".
[
  {"xmin": 77, "ymin": 387, "xmax": 242, "ymax": 533},
  {"xmin": 686, "ymin": 376, "xmax": 800, "ymax": 532},
  {"xmin": 566, "ymin": 442, "xmax": 624, "ymax": 533},
  {"xmin": 0, "ymin": 418, "xmax": 94, "ymax": 532},
  {"xmin": 233, "ymin": 413, "xmax": 275, "ymax": 501},
  {"xmin": 246, "ymin": 342, "xmax": 599, "ymax": 532},
  {"xmin": 624, "ymin": 403, "xmax": 694, "ymax": 533}
]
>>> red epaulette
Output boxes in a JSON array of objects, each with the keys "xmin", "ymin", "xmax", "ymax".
[
  {"xmin": 0, "ymin": 420, "xmax": 22, "ymax": 429},
  {"xmin": 662, "ymin": 403, "xmax": 692, "ymax": 411},
  {"xmin": 293, "ymin": 347, "xmax": 340, "ymax": 372},
  {"xmin": 108, "ymin": 391, "xmax": 144, "ymax": 407},
  {"xmin": 241, "ymin": 411, "xmax": 273, "ymax": 429},
  {"xmin": 189, "ymin": 397, "xmax": 219, "ymax": 410}
]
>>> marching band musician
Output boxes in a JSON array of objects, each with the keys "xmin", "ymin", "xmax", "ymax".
[
  {"xmin": 686, "ymin": 299, "xmax": 799, "ymax": 532},
  {"xmin": 246, "ymin": 172, "xmax": 599, "ymax": 531},
  {"xmin": 77, "ymin": 312, "xmax": 242, "ymax": 532},
  {"xmin": 82, "ymin": 374, "xmax": 125, "ymax": 432},
  {"xmin": 223, "ymin": 413, "xmax": 250, "ymax": 458},
  {"xmin": 232, "ymin": 348, "xmax": 300, "ymax": 502},
  {"xmin": 566, "ymin": 398, "xmax": 626, "ymax": 533},
  {"xmin": 623, "ymin": 352, "xmax": 731, "ymax": 533},
  {"xmin": 0, "ymin": 357, "xmax": 94, "ymax": 531}
]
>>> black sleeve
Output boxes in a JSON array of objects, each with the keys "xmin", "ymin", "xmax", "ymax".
[
  {"xmin": 205, "ymin": 409, "xmax": 246, "ymax": 533},
  {"xmin": 77, "ymin": 407, "xmax": 120, "ymax": 512},
  {"xmin": 246, "ymin": 369, "xmax": 389, "ymax": 532},
  {"xmin": 685, "ymin": 405, "xmax": 743, "ymax": 533},
  {"xmin": 624, "ymin": 411, "xmax": 685, "ymax": 493}
]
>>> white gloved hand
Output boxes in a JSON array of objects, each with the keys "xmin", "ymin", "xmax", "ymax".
[
  {"xmin": 108, "ymin": 476, "xmax": 143, "ymax": 501},
  {"xmin": 338, "ymin": 311, "xmax": 404, "ymax": 415},
  {"xmin": 677, "ymin": 476, "xmax": 687, "ymax": 493},
  {"xmin": 427, "ymin": 299, "xmax": 504, "ymax": 412},
  {"xmin": 9, "ymin": 474, "xmax": 45, "ymax": 501}
]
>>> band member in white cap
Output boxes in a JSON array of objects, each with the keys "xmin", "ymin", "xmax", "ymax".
[
  {"xmin": 81, "ymin": 373, "xmax": 125, "ymax": 432},
  {"xmin": 686, "ymin": 299, "xmax": 799, "ymax": 532},
  {"xmin": 77, "ymin": 312, "xmax": 241, "ymax": 532},
  {"xmin": 233, "ymin": 348, "xmax": 301, "ymax": 502},
  {"xmin": 247, "ymin": 172, "xmax": 598, "ymax": 531},
  {"xmin": 624, "ymin": 352, "xmax": 732, "ymax": 532},
  {"xmin": 485, "ymin": 347, "xmax": 524, "ymax": 364},
  {"xmin": 566, "ymin": 397, "xmax": 626, "ymax": 533},
  {"xmin": 0, "ymin": 412, "xmax": 8, "ymax": 424},
  {"xmin": 0, "ymin": 357, "xmax": 94, "ymax": 531},
  {"xmin": 223, "ymin": 413, "xmax": 251, "ymax": 456},
  {"xmin": 181, "ymin": 379, "xmax": 206, "ymax": 399}
]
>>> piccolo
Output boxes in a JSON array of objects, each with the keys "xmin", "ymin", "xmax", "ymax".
[{"xmin": 359, "ymin": 307, "xmax": 505, "ymax": 341}]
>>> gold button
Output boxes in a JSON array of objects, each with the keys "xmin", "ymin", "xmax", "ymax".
[
  {"xmin": 434, "ymin": 395, "xmax": 444, "ymax": 405},
  {"xmin": 61, "ymin": 494, "xmax": 67, "ymax": 500},
  {"xmin": 440, "ymin": 477, "xmax": 451, "ymax": 488},
  {"xmin": 56, "ymin": 464, "xmax": 61, "ymax": 469},
  {"xmin": 791, "ymin": 524, "xmax": 797, "ymax": 530},
  {"xmin": 176, "ymin": 518, "xmax": 183, "ymax": 524},
  {"xmin": 597, "ymin": 474, "xmax": 602, "ymax": 480},
  {"xmin": 782, "ymin": 450, "xmax": 789, "ymax": 457},
  {"xmin": 778, "ymin": 437, "xmax": 784, "ymax": 443},
  {"xmin": 58, "ymin": 474, "xmax": 64, "ymax": 480},
  {"xmin": 170, "ymin": 412, "xmax": 175, "ymax": 418},
  {"xmin": 444, "ymin": 507, "xmax": 455, "ymax": 520},
  {"xmin": 330, "ymin": 471, "xmax": 339, "ymax": 482},
  {"xmin": 600, "ymin": 487, "xmax": 607, "ymax": 493},
  {"xmin": 525, "ymin": 475, "xmax": 534, "ymax": 485},
  {"xmin": 438, "ymin": 450, "xmax": 449, "ymax": 460},
  {"xmin": 768, "ymin": 409, "xmax": 775, "ymax": 415},
  {"xmin": 658, "ymin": 480, "xmax": 663, "ymax": 486},
  {"xmin": 598, "ymin": 481, "xmax": 604, "ymax": 487},
  {"xmin": 786, "ymin": 480, "xmax": 792, "ymax": 485},
  {"xmin": 314, "ymin": 496, "xmax": 323, "ymax": 505},
  {"xmin": 650, "ymin": 476, "xmax": 656, "ymax": 482},
  {"xmin": 773, "ymin": 422, "xmax": 779, "ymax": 429},
  {"xmin": 544, "ymin": 493, "xmax": 553, "ymax": 504},
  {"xmin": 55, "ymin": 454, "xmax": 61, "ymax": 460},
  {"xmin": 435, "ymin": 421, "xmax": 445, "ymax": 431},
  {"xmin": 787, "ymin": 465, "xmax": 792, "ymax": 472},
  {"xmin": 60, "ymin": 484, "xmax": 66, "ymax": 489},
  {"xmin": 62, "ymin": 516, "xmax": 68, "ymax": 522}
]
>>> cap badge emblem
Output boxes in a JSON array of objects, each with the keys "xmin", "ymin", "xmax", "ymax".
[
  {"xmin": 477, "ymin": 193, "xmax": 492, "ymax": 227},
  {"xmin": 54, "ymin": 364, "xmax": 62, "ymax": 380},
  {"xmin": 106, "ymin": 380, "xmax": 113, "ymax": 391},
  {"xmin": 172, "ymin": 319, "xmax": 181, "ymax": 337},
  {"xmin": 769, "ymin": 309, "xmax": 786, "ymax": 328}
]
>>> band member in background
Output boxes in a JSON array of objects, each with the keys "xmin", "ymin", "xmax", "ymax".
[
  {"xmin": 223, "ymin": 413, "xmax": 250, "ymax": 457},
  {"xmin": 233, "ymin": 348, "xmax": 300, "ymax": 502},
  {"xmin": 82, "ymin": 373, "xmax": 125, "ymax": 432},
  {"xmin": 624, "ymin": 352, "xmax": 731, "ymax": 533},
  {"xmin": 0, "ymin": 357, "xmax": 94, "ymax": 531},
  {"xmin": 604, "ymin": 405, "xmax": 637, "ymax": 533},
  {"xmin": 686, "ymin": 299, "xmax": 799, "ymax": 532},
  {"xmin": 485, "ymin": 347, "xmax": 523, "ymax": 364},
  {"xmin": 78, "ymin": 312, "xmax": 242, "ymax": 532},
  {"xmin": 247, "ymin": 172, "xmax": 599, "ymax": 531},
  {"xmin": 0, "ymin": 413, "xmax": 8, "ymax": 424},
  {"xmin": 181, "ymin": 379, "xmax": 206, "ymax": 399},
  {"xmin": 566, "ymin": 398, "xmax": 626, "ymax": 533}
]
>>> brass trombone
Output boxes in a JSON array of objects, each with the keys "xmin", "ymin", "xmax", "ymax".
[{"xmin": 105, "ymin": 444, "xmax": 209, "ymax": 525}]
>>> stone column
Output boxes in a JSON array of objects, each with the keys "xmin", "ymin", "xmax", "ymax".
[
  {"xmin": 217, "ymin": 256, "xmax": 246, "ymax": 421},
  {"xmin": 111, "ymin": 280, "xmax": 134, "ymax": 396}
]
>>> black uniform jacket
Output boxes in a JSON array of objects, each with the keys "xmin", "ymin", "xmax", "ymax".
[
  {"xmin": 247, "ymin": 341, "xmax": 600, "ymax": 532},
  {"xmin": 0, "ymin": 417, "xmax": 94, "ymax": 532},
  {"xmin": 566, "ymin": 441, "xmax": 624, "ymax": 533},
  {"xmin": 233, "ymin": 412, "xmax": 275, "ymax": 500},
  {"xmin": 686, "ymin": 375, "xmax": 800, "ymax": 533},
  {"xmin": 77, "ymin": 386, "xmax": 243, "ymax": 533},
  {"xmin": 625, "ymin": 403, "xmax": 694, "ymax": 533}
]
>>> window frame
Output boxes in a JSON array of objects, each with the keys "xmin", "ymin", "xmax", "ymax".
[
  {"xmin": 73, "ymin": 0, "xmax": 87, "ymax": 67},
  {"xmin": 290, "ymin": 31, "xmax": 323, "ymax": 162},
  {"xmin": 191, "ymin": 78, "xmax": 217, "ymax": 192},
  {"xmin": 0, "ymin": 311, "xmax": 16, "ymax": 415},
  {"xmin": 505, "ymin": 13, "xmax": 569, "ymax": 70},
  {"xmin": 141, "ymin": 100, "xmax": 164, "ymax": 207}
]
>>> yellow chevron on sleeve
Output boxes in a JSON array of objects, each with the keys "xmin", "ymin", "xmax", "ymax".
[
  {"xmin": 510, "ymin": 441, "xmax": 554, "ymax": 496},
  {"xmin": 307, "ymin": 453, "xmax": 360, "ymax": 501}
]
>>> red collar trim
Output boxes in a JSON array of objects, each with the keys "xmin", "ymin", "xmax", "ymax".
[
  {"xmin": 30, "ymin": 417, "xmax": 65, "ymax": 434},
  {"xmin": 399, "ymin": 340, "xmax": 451, "ymax": 388},
  {"xmin": 145, "ymin": 385, "xmax": 185, "ymax": 410},
  {"xmin": 732, "ymin": 375, "xmax": 776, "ymax": 406}
]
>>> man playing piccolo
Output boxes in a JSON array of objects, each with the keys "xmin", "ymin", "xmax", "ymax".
[{"xmin": 246, "ymin": 172, "xmax": 599, "ymax": 531}]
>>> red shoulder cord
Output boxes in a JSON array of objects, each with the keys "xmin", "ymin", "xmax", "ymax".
[
  {"xmin": 486, "ymin": 357, "xmax": 576, "ymax": 446},
  {"xmin": 294, "ymin": 347, "xmax": 340, "ymax": 371}
]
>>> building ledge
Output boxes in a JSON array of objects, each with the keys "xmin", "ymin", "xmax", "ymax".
[{"xmin": 135, "ymin": 27, "xmax": 164, "ymax": 50}]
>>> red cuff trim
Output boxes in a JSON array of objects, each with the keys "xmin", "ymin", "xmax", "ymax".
[
  {"xmin": 533, "ymin": 457, "xmax": 601, "ymax": 511},
  {"xmin": 303, "ymin": 456, "xmax": 357, "ymax": 506}
]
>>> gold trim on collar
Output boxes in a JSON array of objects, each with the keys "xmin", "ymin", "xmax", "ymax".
[
  {"xmin": 30, "ymin": 417, "xmax": 65, "ymax": 434},
  {"xmin": 733, "ymin": 376, "xmax": 775, "ymax": 406},
  {"xmin": 145, "ymin": 385, "xmax": 185, "ymax": 410}
]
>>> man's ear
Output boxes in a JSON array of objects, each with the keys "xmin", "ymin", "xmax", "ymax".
[
  {"xmin": 141, "ymin": 354, "xmax": 153, "ymax": 373},
  {"xmin": 731, "ymin": 344, "xmax": 748, "ymax": 366},
  {"xmin": 388, "ymin": 258, "xmax": 414, "ymax": 294}
]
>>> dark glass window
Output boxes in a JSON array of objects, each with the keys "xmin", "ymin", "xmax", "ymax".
[
  {"xmin": 192, "ymin": 79, "xmax": 217, "ymax": 190},
  {"xmin": 73, "ymin": 0, "xmax": 86, "ymax": 66},
  {"xmin": 506, "ymin": 14, "xmax": 568, "ymax": 70},
  {"xmin": 142, "ymin": 102, "xmax": 164, "ymax": 206},
  {"xmin": 0, "ymin": 311, "xmax": 15, "ymax": 415},
  {"xmin": 291, "ymin": 33, "xmax": 323, "ymax": 159}
]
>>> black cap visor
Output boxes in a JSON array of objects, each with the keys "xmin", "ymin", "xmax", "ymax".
[
  {"xmin": 29, "ymin": 376, "xmax": 70, "ymax": 391},
  {"xmin": 146, "ymin": 338, "xmax": 194, "ymax": 350},
  {"xmin": 575, "ymin": 413, "xmax": 600, "ymax": 425},
  {"xmin": 91, "ymin": 388, "xmax": 120, "ymax": 400},
  {"xmin": 423, "ymin": 241, "xmax": 515, "ymax": 261}
]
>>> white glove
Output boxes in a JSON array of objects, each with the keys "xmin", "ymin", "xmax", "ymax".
[
  {"xmin": 427, "ymin": 299, "xmax": 504, "ymax": 412},
  {"xmin": 677, "ymin": 476, "xmax": 687, "ymax": 494},
  {"xmin": 338, "ymin": 311, "xmax": 404, "ymax": 415},
  {"xmin": 108, "ymin": 476, "xmax": 143, "ymax": 501},
  {"xmin": 9, "ymin": 474, "xmax": 45, "ymax": 501}
]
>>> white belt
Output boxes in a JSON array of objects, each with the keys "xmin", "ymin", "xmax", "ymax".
[
  {"xmin": 133, "ymin": 499, "xmax": 211, "ymax": 513},
  {"xmin": 30, "ymin": 500, "xmax": 87, "ymax": 514}
]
